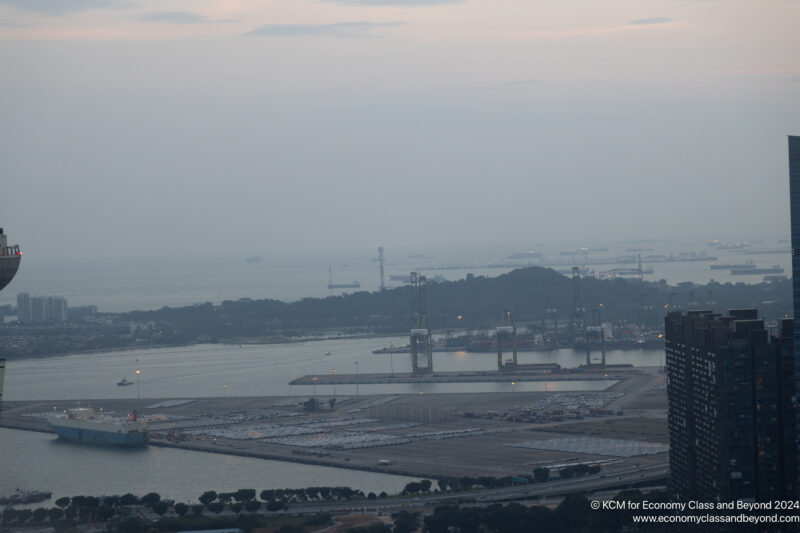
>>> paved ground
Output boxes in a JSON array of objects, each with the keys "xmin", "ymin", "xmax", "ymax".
[{"xmin": 0, "ymin": 366, "xmax": 669, "ymax": 481}]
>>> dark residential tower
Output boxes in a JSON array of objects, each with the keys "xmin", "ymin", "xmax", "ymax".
[
  {"xmin": 789, "ymin": 135, "xmax": 800, "ymax": 486},
  {"xmin": 665, "ymin": 309, "xmax": 796, "ymax": 501}
]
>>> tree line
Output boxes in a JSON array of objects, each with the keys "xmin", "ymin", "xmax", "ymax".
[
  {"xmin": 3, "ymin": 266, "xmax": 788, "ymax": 357},
  {"xmin": 119, "ymin": 267, "xmax": 791, "ymax": 341},
  {"xmin": 13, "ymin": 484, "xmax": 784, "ymax": 533}
]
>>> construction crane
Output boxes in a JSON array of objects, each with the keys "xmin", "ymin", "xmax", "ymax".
[
  {"xmin": 570, "ymin": 266, "xmax": 586, "ymax": 345},
  {"xmin": 542, "ymin": 296, "xmax": 558, "ymax": 345},
  {"xmin": 410, "ymin": 272, "xmax": 433, "ymax": 375},
  {"xmin": 586, "ymin": 306, "xmax": 606, "ymax": 368},
  {"xmin": 378, "ymin": 246, "xmax": 385, "ymax": 291},
  {"xmin": 496, "ymin": 310, "xmax": 517, "ymax": 371}
]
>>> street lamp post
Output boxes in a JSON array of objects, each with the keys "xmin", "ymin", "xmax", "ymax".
[
  {"xmin": 135, "ymin": 370, "xmax": 141, "ymax": 401},
  {"xmin": 312, "ymin": 376, "xmax": 318, "ymax": 405},
  {"xmin": 332, "ymin": 369, "xmax": 336, "ymax": 398}
]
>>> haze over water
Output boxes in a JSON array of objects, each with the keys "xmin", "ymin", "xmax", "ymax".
[
  {"xmin": 1, "ymin": 0, "xmax": 797, "ymax": 511},
  {"xmin": 0, "ymin": 240, "xmax": 789, "ymax": 313},
  {"xmin": 1, "ymin": 1, "xmax": 796, "ymax": 312}
]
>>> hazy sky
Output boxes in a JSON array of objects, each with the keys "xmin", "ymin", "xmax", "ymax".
[{"xmin": 1, "ymin": 0, "xmax": 799, "ymax": 262}]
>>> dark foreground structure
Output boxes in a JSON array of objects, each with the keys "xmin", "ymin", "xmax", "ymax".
[
  {"xmin": 665, "ymin": 309, "xmax": 796, "ymax": 501},
  {"xmin": 788, "ymin": 134, "xmax": 800, "ymax": 490},
  {"xmin": 0, "ymin": 226, "xmax": 19, "ymax": 409},
  {"xmin": 0, "ymin": 227, "xmax": 21, "ymax": 293}
]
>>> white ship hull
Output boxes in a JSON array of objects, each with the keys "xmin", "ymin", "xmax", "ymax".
[{"xmin": 48, "ymin": 409, "xmax": 148, "ymax": 447}]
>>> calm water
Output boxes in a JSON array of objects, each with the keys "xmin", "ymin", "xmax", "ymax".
[
  {"xmin": 0, "ymin": 238, "xmax": 765, "ymax": 503},
  {"xmin": 0, "ymin": 241, "xmax": 787, "ymax": 313},
  {"xmin": 2, "ymin": 337, "xmax": 655, "ymax": 401},
  {"xmin": 0, "ymin": 428, "xmax": 418, "ymax": 503},
  {"xmin": 0, "ymin": 336, "xmax": 654, "ymax": 501}
]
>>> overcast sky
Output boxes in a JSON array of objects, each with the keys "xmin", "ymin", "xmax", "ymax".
[{"xmin": 1, "ymin": 0, "xmax": 799, "ymax": 262}]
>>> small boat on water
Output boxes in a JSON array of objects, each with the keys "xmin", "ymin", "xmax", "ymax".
[
  {"xmin": 117, "ymin": 378, "xmax": 133, "ymax": 386},
  {"xmin": 0, "ymin": 488, "xmax": 52, "ymax": 505}
]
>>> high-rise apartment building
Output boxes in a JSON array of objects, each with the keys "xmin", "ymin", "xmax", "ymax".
[
  {"xmin": 16, "ymin": 292, "xmax": 31, "ymax": 322},
  {"xmin": 48, "ymin": 296, "xmax": 68, "ymax": 322},
  {"xmin": 16, "ymin": 293, "xmax": 68, "ymax": 322},
  {"xmin": 31, "ymin": 296, "xmax": 48, "ymax": 321},
  {"xmin": 665, "ymin": 309, "xmax": 795, "ymax": 501},
  {"xmin": 789, "ymin": 135, "xmax": 800, "ymax": 487}
]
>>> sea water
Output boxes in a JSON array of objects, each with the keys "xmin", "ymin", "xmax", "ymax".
[
  {"xmin": 0, "ymin": 337, "xmax": 657, "ymax": 501},
  {"xmin": 0, "ymin": 240, "xmax": 788, "ymax": 313},
  {"xmin": 2, "ymin": 337, "xmax": 656, "ymax": 401}
]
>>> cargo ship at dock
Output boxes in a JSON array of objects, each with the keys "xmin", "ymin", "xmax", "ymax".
[{"xmin": 48, "ymin": 408, "xmax": 148, "ymax": 447}]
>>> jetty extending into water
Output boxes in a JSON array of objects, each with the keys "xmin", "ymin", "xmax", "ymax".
[{"xmin": 290, "ymin": 367, "xmax": 630, "ymax": 385}]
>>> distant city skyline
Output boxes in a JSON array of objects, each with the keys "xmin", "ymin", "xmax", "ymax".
[{"xmin": 1, "ymin": 0, "xmax": 798, "ymax": 263}]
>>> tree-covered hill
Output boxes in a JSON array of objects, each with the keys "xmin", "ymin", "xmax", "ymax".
[{"xmin": 119, "ymin": 266, "xmax": 791, "ymax": 339}]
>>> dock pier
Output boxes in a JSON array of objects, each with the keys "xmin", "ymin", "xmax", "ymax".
[{"xmin": 290, "ymin": 368, "xmax": 632, "ymax": 386}]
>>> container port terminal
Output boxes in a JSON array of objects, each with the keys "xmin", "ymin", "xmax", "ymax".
[
  {"xmin": 0, "ymin": 364, "xmax": 668, "ymax": 487},
  {"xmin": 1, "ymin": 270, "xmax": 670, "ymax": 485},
  {"xmin": 362, "ymin": 270, "xmax": 664, "ymax": 375},
  {"xmin": 0, "ymin": 268, "xmax": 673, "ymax": 499}
]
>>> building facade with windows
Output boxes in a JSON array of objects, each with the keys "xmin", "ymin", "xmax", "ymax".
[
  {"xmin": 789, "ymin": 135, "xmax": 800, "ymax": 488},
  {"xmin": 16, "ymin": 292, "xmax": 68, "ymax": 322},
  {"xmin": 666, "ymin": 309, "xmax": 795, "ymax": 501}
]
